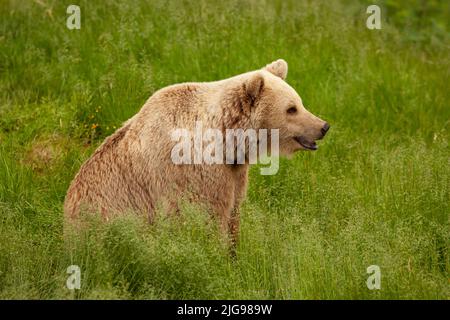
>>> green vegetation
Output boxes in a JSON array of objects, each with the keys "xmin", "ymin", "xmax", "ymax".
[{"xmin": 0, "ymin": 0, "xmax": 448, "ymax": 299}]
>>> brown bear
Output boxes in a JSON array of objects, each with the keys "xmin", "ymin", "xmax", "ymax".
[{"xmin": 64, "ymin": 59, "xmax": 329, "ymax": 245}]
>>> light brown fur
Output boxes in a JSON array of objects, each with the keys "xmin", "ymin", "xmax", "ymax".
[{"xmin": 64, "ymin": 59, "xmax": 328, "ymax": 244}]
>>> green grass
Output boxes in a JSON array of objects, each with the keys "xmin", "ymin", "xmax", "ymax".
[{"xmin": 0, "ymin": 0, "xmax": 449, "ymax": 299}]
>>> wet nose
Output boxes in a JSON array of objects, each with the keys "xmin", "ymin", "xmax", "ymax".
[{"xmin": 321, "ymin": 122, "xmax": 330, "ymax": 137}]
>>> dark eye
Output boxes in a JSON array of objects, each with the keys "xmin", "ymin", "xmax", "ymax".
[{"xmin": 287, "ymin": 106, "xmax": 297, "ymax": 114}]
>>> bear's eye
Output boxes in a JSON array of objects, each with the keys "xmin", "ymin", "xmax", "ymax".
[{"xmin": 287, "ymin": 106, "xmax": 297, "ymax": 114}]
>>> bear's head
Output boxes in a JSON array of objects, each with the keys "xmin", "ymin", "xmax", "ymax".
[{"xmin": 240, "ymin": 59, "xmax": 329, "ymax": 155}]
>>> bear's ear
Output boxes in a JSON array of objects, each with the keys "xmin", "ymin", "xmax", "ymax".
[
  {"xmin": 243, "ymin": 73, "xmax": 264, "ymax": 106},
  {"xmin": 263, "ymin": 59, "xmax": 288, "ymax": 80}
]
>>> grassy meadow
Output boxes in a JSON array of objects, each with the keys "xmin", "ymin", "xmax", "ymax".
[{"xmin": 0, "ymin": 0, "xmax": 449, "ymax": 299}]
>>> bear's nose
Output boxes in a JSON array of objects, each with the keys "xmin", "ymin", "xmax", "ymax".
[{"xmin": 321, "ymin": 122, "xmax": 330, "ymax": 137}]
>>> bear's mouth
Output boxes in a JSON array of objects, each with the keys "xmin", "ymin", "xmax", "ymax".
[{"xmin": 294, "ymin": 136, "xmax": 318, "ymax": 151}]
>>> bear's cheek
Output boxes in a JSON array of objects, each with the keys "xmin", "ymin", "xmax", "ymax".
[{"xmin": 279, "ymin": 137, "xmax": 299, "ymax": 155}]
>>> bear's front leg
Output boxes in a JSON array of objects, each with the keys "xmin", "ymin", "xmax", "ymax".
[{"xmin": 217, "ymin": 207, "xmax": 239, "ymax": 258}]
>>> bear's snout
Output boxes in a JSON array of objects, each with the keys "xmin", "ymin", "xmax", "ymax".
[{"xmin": 319, "ymin": 122, "xmax": 330, "ymax": 139}]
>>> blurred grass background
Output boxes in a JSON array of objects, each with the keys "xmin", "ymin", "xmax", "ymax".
[{"xmin": 0, "ymin": 0, "xmax": 449, "ymax": 299}]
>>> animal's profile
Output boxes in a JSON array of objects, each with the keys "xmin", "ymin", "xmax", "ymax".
[{"xmin": 64, "ymin": 59, "xmax": 329, "ymax": 246}]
